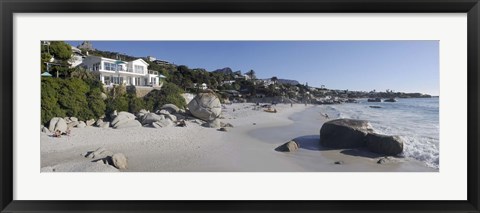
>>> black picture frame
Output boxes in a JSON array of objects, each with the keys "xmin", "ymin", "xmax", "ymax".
[{"xmin": 1, "ymin": 0, "xmax": 479, "ymax": 212}]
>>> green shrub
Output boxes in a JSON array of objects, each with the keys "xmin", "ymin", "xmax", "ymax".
[
  {"xmin": 41, "ymin": 78, "xmax": 66, "ymax": 125},
  {"xmin": 109, "ymin": 84, "xmax": 126, "ymax": 98},
  {"xmin": 57, "ymin": 78, "xmax": 92, "ymax": 120},
  {"xmin": 105, "ymin": 96, "xmax": 128, "ymax": 117},
  {"xmin": 41, "ymin": 77, "xmax": 107, "ymax": 124},
  {"xmin": 143, "ymin": 82, "xmax": 186, "ymax": 111},
  {"xmin": 88, "ymin": 88, "xmax": 106, "ymax": 118},
  {"xmin": 127, "ymin": 94, "xmax": 145, "ymax": 113}
]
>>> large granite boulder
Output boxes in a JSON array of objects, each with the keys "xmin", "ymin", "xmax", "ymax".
[
  {"xmin": 161, "ymin": 104, "xmax": 180, "ymax": 114},
  {"xmin": 152, "ymin": 119, "xmax": 174, "ymax": 128},
  {"xmin": 77, "ymin": 121, "xmax": 87, "ymax": 128},
  {"xmin": 111, "ymin": 111, "xmax": 136, "ymax": 128},
  {"xmin": 164, "ymin": 114, "xmax": 177, "ymax": 122},
  {"xmin": 365, "ymin": 133, "xmax": 404, "ymax": 156},
  {"xmin": 320, "ymin": 119, "xmax": 373, "ymax": 149},
  {"xmin": 114, "ymin": 120, "xmax": 142, "ymax": 129},
  {"xmin": 48, "ymin": 117, "xmax": 68, "ymax": 133},
  {"xmin": 140, "ymin": 113, "xmax": 164, "ymax": 125},
  {"xmin": 48, "ymin": 117, "xmax": 60, "ymax": 132},
  {"xmin": 136, "ymin": 109, "xmax": 150, "ymax": 120},
  {"xmin": 67, "ymin": 121, "xmax": 79, "ymax": 128},
  {"xmin": 95, "ymin": 119, "xmax": 104, "ymax": 127},
  {"xmin": 41, "ymin": 126, "xmax": 50, "ymax": 134},
  {"xmin": 86, "ymin": 119, "xmax": 95, "ymax": 126},
  {"xmin": 187, "ymin": 92, "xmax": 222, "ymax": 121}
]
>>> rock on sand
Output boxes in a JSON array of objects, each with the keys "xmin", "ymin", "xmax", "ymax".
[
  {"xmin": 161, "ymin": 104, "xmax": 180, "ymax": 114},
  {"xmin": 77, "ymin": 121, "xmax": 87, "ymax": 128},
  {"xmin": 48, "ymin": 117, "xmax": 68, "ymax": 133},
  {"xmin": 112, "ymin": 153, "xmax": 128, "ymax": 170},
  {"xmin": 366, "ymin": 133, "xmax": 404, "ymax": 156},
  {"xmin": 275, "ymin": 140, "xmax": 300, "ymax": 152},
  {"xmin": 187, "ymin": 91, "xmax": 222, "ymax": 121},
  {"xmin": 320, "ymin": 119, "xmax": 373, "ymax": 149},
  {"xmin": 111, "ymin": 112, "xmax": 140, "ymax": 129}
]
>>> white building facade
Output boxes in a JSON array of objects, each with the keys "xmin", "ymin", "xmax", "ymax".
[
  {"xmin": 81, "ymin": 56, "xmax": 160, "ymax": 87},
  {"xmin": 69, "ymin": 46, "xmax": 85, "ymax": 68}
]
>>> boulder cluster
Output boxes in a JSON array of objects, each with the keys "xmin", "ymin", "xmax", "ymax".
[
  {"xmin": 42, "ymin": 91, "xmax": 233, "ymax": 134},
  {"xmin": 43, "ymin": 116, "xmax": 97, "ymax": 135}
]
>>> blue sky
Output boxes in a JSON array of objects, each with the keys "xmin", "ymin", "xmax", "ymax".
[{"xmin": 67, "ymin": 41, "xmax": 439, "ymax": 95}]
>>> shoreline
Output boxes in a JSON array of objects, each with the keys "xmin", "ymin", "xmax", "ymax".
[
  {"xmin": 41, "ymin": 103, "xmax": 436, "ymax": 172},
  {"xmin": 248, "ymin": 106, "xmax": 436, "ymax": 172}
]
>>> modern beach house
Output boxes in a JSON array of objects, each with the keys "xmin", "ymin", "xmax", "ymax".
[{"xmin": 81, "ymin": 56, "xmax": 161, "ymax": 87}]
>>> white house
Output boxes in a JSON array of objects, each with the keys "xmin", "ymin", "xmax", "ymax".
[
  {"xmin": 192, "ymin": 83, "xmax": 208, "ymax": 90},
  {"xmin": 81, "ymin": 56, "xmax": 160, "ymax": 87},
  {"xmin": 69, "ymin": 46, "xmax": 86, "ymax": 68},
  {"xmin": 146, "ymin": 56, "xmax": 157, "ymax": 62},
  {"xmin": 221, "ymin": 80, "xmax": 236, "ymax": 85}
]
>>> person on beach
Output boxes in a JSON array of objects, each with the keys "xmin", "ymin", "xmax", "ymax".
[
  {"xmin": 324, "ymin": 113, "xmax": 329, "ymax": 119},
  {"xmin": 53, "ymin": 130, "xmax": 62, "ymax": 138}
]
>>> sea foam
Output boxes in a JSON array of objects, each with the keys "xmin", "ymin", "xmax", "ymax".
[{"xmin": 319, "ymin": 98, "xmax": 439, "ymax": 169}]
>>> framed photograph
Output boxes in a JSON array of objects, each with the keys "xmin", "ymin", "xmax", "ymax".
[{"xmin": 1, "ymin": 0, "xmax": 479, "ymax": 212}]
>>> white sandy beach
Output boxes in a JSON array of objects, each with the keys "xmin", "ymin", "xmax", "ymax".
[{"xmin": 41, "ymin": 103, "xmax": 435, "ymax": 172}]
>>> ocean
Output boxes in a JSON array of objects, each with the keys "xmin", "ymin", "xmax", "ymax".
[{"xmin": 318, "ymin": 98, "xmax": 439, "ymax": 169}]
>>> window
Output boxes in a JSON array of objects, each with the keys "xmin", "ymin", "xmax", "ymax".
[
  {"xmin": 104, "ymin": 62, "xmax": 117, "ymax": 71},
  {"xmin": 111, "ymin": 76, "xmax": 124, "ymax": 84},
  {"xmin": 104, "ymin": 76, "xmax": 111, "ymax": 85},
  {"xmin": 134, "ymin": 65, "xmax": 144, "ymax": 74},
  {"xmin": 92, "ymin": 62, "xmax": 100, "ymax": 71}
]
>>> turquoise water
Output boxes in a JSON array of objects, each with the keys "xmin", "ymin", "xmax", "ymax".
[{"xmin": 319, "ymin": 98, "xmax": 439, "ymax": 169}]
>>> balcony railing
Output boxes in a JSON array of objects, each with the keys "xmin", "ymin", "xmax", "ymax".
[
  {"xmin": 95, "ymin": 67, "xmax": 146, "ymax": 75},
  {"xmin": 125, "ymin": 68, "xmax": 145, "ymax": 74}
]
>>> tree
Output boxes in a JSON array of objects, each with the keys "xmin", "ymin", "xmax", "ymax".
[
  {"xmin": 41, "ymin": 52, "xmax": 52, "ymax": 72},
  {"xmin": 41, "ymin": 78, "xmax": 66, "ymax": 124},
  {"xmin": 271, "ymin": 76, "xmax": 278, "ymax": 84},
  {"xmin": 57, "ymin": 78, "xmax": 92, "ymax": 120},
  {"xmin": 105, "ymin": 96, "xmax": 128, "ymax": 117},
  {"xmin": 143, "ymin": 82, "xmax": 186, "ymax": 111},
  {"xmin": 177, "ymin": 65, "xmax": 190, "ymax": 73},
  {"xmin": 49, "ymin": 41, "xmax": 72, "ymax": 61},
  {"xmin": 87, "ymin": 88, "xmax": 106, "ymax": 118},
  {"xmin": 69, "ymin": 66, "xmax": 95, "ymax": 79},
  {"xmin": 41, "ymin": 77, "xmax": 107, "ymax": 124},
  {"xmin": 246, "ymin": 69, "xmax": 256, "ymax": 80}
]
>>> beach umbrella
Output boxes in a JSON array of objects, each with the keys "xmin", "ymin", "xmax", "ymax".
[
  {"xmin": 41, "ymin": 72, "xmax": 52, "ymax": 77},
  {"xmin": 159, "ymin": 74, "xmax": 166, "ymax": 78}
]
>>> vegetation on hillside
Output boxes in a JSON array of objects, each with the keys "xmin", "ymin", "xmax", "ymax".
[
  {"xmin": 41, "ymin": 41, "xmax": 72, "ymax": 75},
  {"xmin": 144, "ymin": 82, "xmax": 186, "ymax": 111}
]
